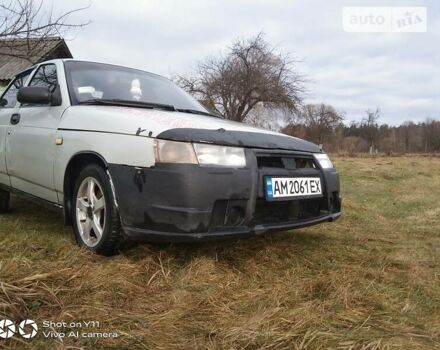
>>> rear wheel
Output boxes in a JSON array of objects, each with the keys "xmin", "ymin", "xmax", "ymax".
[
  {"xmin": 0, "ymin": 189, "xmax": 10, "ymax": 213},
  {"xmin": 72, "ymin": 164, "xmax": 121, "ymax": 255}
]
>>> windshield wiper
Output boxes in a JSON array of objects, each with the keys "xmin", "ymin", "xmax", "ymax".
[
  {"xmin": 176, "ymin": 108, "xmax": 224, "ymax": 119},
  {"xmin": 78, "ymin": 99, "xmax": 176, "ymax": 112},
  {"xmin": 78, "ymin": 99, "xmax": 223, "ymax": 117}
]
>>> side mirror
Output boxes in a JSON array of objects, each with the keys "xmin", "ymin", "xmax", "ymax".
[
  {"xmin": 17, "ymin": 85, "xmax": 62, "ymax": 106},
  {"xmin": 0, "ymin": 98, "xmax": 7, "ymax": 107}
]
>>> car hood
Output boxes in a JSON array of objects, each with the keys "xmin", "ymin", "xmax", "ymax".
[{"xmin": 60, "ymin": 105, "xmax": 320, "ymax": 153}]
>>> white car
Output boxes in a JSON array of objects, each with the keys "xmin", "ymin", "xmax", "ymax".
[{"xmin": 0, "ymin": 59, "xmax": 341, "ymax": 255}]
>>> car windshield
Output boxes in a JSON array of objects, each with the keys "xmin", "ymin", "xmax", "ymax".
[{"xmin": 64, "ymin": 61, "xmax": 208, "ymax": 113}]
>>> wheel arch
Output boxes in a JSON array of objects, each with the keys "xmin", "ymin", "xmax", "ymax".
[{"xmin": 63, "ymin": 151, "xmax": 109, "ymax": 225}]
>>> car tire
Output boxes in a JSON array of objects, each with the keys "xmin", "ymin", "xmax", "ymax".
[
  {"xmin": 72, "ymin": 164, "xmax": 122, "ymax": 255},
  {"xmin": 0, "ymin": 189, "xmax": 10, "ymax": 213}
]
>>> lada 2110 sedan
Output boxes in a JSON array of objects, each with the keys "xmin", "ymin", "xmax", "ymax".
[{"xmin": 0, "ymin": 60, "xmax": 341, "ymax": 255}]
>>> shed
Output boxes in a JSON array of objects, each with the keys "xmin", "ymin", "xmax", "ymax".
[{"xmin": 0, "ymin": 37, "xmax": 72, "ymax": 89}]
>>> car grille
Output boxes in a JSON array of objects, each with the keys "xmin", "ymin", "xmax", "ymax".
[
  {"xmin": 256, "ymin": 154, "xmax": 317, "ymax": 169},
  {"xmin": 209, "ymin": 150, "xmax": 333, "ymax": 230},
  {"xmin": 253, "ymin": 150, "xmax": 329, "ymax": 225},
  {"xmin": 251, "ymin": 197, "xmax": 326, "ymax": 225}
]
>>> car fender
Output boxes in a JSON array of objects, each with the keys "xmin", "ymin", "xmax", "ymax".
[{"xmin": 54, "ymin": 130, "xmax": 154, "ymax": 202}]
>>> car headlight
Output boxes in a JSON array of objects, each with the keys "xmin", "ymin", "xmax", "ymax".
[
  {"xmin": 314, "ymin": 153, "xmax": 334, "ymax": 169},
  {"xmin": 193, "ymin": 143, "xmax": 246, "ymax": 167},
  {"xmin": 155, "ymin": 140, "xmax": 198, "ymax": 164},
  {"xmin": 155, "ymin": 140, "xmax": 247, "ymax": 168}
]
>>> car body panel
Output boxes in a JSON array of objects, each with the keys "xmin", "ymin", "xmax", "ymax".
[
  {"xmin": 53, "ymin": 131, "xmax": 153, "ymax": 202},
  {"xmin": 6, "ymin": 105, "xmax": 63, "ymax": 202},
  {"xmin": 108, "ymin": 154, "xmax": 341, "ymax": 241},
  {"xmin": 57, "ymin": 105, "xmax": 318, "ymax": 149},
  {"xmin": 1, "ymin": 60, "xmax": 70, "ymax": 202},
  {"xmin": 0, "ymin": 108, "xmax": 11, "ymax": 186}
]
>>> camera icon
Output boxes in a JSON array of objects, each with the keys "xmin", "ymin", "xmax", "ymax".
[
  {"xmin": 0, "ymin": 319, "xmax": 16, "ymax": 339},
  {"xmin": 0, "ymin": 319, "xmax": 38, "ymax": 339}
]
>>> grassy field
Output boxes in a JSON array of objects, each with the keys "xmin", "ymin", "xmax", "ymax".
[{"xmin": 0, "ymin": 156, "xmax": 439, "ymax": 349}]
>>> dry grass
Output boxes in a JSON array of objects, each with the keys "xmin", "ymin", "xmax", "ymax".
[{"xmin": 0, "ymin": 156, "xmax": 439, "ymax": 349}]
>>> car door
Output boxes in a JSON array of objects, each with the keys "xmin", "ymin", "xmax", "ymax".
[
  {"xmin": 0, "ymin": 70, "xmax": 34, "ymax": 187},
  {"xmin": 5, "ymin": 63, "xmax": 63, "ymax": 203}
]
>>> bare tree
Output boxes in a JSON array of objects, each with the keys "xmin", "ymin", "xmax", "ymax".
[
  {"xmin": 0, "ymin": 0, "xmax": 89, "ymax": 62},
  {"xmin": 362, "ymin": 108, "xmax": 380, "ymax": 154},
  {"xmin": 176, "ymin": 33, "xmax": 305, "ymax": 122},
  {"xmin": 298, "ymin": 103, "xmax": 343, "ymax": 144},
  {"xmin": 244, "ymin": 105, "xmax": 299, "ymax": 131}
]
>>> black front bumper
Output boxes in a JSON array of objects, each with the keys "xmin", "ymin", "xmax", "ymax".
[{"xmin": 108, "ymin": 148, "xmax": 342, "ymax": 242}]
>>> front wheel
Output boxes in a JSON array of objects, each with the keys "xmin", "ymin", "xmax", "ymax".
[{"xmin": 72, "ymin": 164, "xmax": 122, "ymax": 255}]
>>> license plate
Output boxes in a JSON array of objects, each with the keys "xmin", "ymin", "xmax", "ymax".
[{"xmin": 265, "ymin": 177, "xmax": 322, "ymax": 200}]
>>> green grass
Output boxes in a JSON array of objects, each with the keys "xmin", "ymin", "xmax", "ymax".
[{"xmin": 0, "ymin": 156, "xmax": 439, "ymax": 349}]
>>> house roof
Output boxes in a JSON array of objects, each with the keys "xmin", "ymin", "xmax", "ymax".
[{"xmin": 0, "ymin": 37, "xmax": 72, "ymax": 81}]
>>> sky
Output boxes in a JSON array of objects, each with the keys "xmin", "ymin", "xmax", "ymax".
[{"xmin": 52, "ymin": 0, "xmax": 439, "ymax": 125}]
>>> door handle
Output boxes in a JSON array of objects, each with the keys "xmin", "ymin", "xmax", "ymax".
[{"xmin": 10, "ymin": 113, "xmax": 20, "ymax": 125}]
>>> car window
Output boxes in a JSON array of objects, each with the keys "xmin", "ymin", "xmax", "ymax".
[
  {"xmin": 64, "ymin": 61, "xmax": 208, "ymax": 112},
  {"xmin": 29, "ymin": 64, "xmax": 58, "ymax": 92},
  {"xmin": 0, "ymin": 71, "xmax": 32, "ymax": 108}
]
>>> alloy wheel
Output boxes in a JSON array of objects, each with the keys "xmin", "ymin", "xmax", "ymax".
[{"xmin": 75, "ymin": 177, "xmax": 106, "ymax": 247}]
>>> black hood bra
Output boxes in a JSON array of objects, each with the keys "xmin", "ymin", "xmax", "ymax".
[{"xmin": 157, "ymin": 128, "xmax": 321, "ymax": 153}]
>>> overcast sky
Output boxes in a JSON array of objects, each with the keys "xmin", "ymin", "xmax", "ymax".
[{"xmin": 54, "ymin": 0, "xmax": 438, "ymax": 125}]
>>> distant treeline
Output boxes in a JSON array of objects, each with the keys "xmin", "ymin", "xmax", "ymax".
[{"xmin": 280, "ymin": 105, "xmax": 440, "ymax": 154}]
